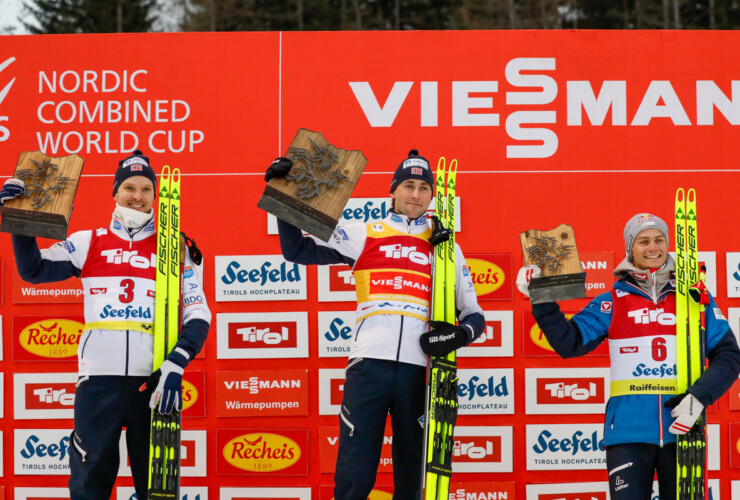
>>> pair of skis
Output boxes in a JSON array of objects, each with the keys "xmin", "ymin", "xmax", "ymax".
[
  {"xmin": 674, "ymin": 188, "xmax": 707, "ymax": 500},
  {"xmin": 148, "ymin": 165, "xmax": 182, "ymax": 500},
  {"xmin": 422, "ymin": 158, "xmax": 458, "ymax": 500}
]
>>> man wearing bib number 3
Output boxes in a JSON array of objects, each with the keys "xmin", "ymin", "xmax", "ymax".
[{"xmin": 517, "ymin": 213, "xmax": 739, "ymax": 500}]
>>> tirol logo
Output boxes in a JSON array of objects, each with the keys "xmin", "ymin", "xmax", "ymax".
[
  {"xmin": 222, "ymin": 433, "xmax": 301, "ymax": 472},
  {"xmin": 627, "ymin": 307, "xmax": 676, "ymax": 325},
  {"xmin": 100, "ymin": 248, "xmax": 155, "ymax": 269},
  {"xmin": 467, "ymin": 258, "xmax": 505, "ymax": 296},
  {"xmin": 472, "ymin": 321, "xmax": 502, "ymax": 347},
  {"xmin": 26, "ymin": 383, "xmax": 76, "ymax": 409},
  {"xmin": 181, "ymin": 379, "xmax": 197, "ymax": 411},
  {"xmin": 454, "ymin": 436, "xmax": 502, "ymax": 462},
  {"xmin": 17, "ymin": 318, "xmax": 83, "ymax": 359},
  {"xmin": 228, "ymin": 322, "xmax": 297, "ymax": 348},
  {"xmin": 329, "ymin": 265, "xmax": 355, "ymax": 291},
  {"xmin": 538, "ymin": 378, "xmax": 604, "ymax": 405}
]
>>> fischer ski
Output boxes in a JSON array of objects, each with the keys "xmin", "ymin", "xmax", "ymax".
[
  {"xmin": 674, "ymin": 188, "xmax": 707, "ymax": 500},
  {"xmin": 423, "ymin": 157, "xmax": 458, "ymax": 500},
  {"xmin": 148, "ymin": 165, "xmax": 182, "ymax": 500}
]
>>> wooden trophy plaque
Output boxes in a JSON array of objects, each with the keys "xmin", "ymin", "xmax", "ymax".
[
  {"xmin": 520, "ymin": 223, "xmax": 587, "ymax": 304},
  {"xmin": 1, "ymin": 151, "xmax": 85, "ymax": 240},
  {"xmin": 258, "ymin": 129, "xmax": 367, "ymax": 241}
]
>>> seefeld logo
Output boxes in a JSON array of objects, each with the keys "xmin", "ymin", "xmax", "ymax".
[
  {"xmin": 458, "ymin": 375, "xmax": 509, "ymax": 400},
  {"xmin": 21, "ymin": 434, "xmax": 70, "ymax": 462},
  {"xmin": 324, "ymin": 317, "xmax": 352, "ymax": 342},
  {"xmin": 19, "ymin": 319, "xmax": 83, "ymax": 358},
  {"xmin": 223, "ymin": 432, "xmax": 301, "ymax": 472},
  {"xmin": 343, "ymin": 200, "xmax": 391, "ymax": 223},
  {"xmin": 532, "ymin": 429, "xmax": 605, "ymax": 455},
  {"xmin": 220, "ymin": 260, "xmax": 301, "ymax": 286},
  {"xmin": 99, "ymin": 304, "xmax": 152, "ymax": 320},
  {"xmin": 181, "ymin": 379, "xmax": 198, "ymax": 411},
  {"xmin": 467, "ymin": 258, "xmax": 505, "ymax": 296}
]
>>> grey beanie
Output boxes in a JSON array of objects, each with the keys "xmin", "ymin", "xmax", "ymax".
[{"xmin": 623, "ymin": 213, "xmax": 669, "ymax": 259}]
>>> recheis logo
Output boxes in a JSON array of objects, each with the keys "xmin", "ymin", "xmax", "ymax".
[
  {"xmin": 526, "ymin": 424, "xmax": 606, "ymax": 470},
  {"xmin": 523, "ymin": 312, "xmax": 609, "ymax": 357},
  {"xmin": 216, "ymin": 312, "xmax": 308, "ymax": 360},
  {"xmin": 466, "ymin": 255, "xmax": 512, "ymax": 300},
  {"xmin": 452, "ymin": 426, "xmax": 513, "ymax": 473},
  {"xmin": 14, "ymin": 316, "xmax": 84, "ymax": 361},
  {"xmin": 217, "ymin": 429, "xmax": 308, "ymax": 475},
  {"xmin": 214, "ymin": 255, "xmax": 306, "ymax": 302},
  {"xmin": 216, "ymin": 369, "xmax": 308, "ymax": 417}
]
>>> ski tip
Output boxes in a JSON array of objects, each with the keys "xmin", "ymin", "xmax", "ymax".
[
  {"xmin": 687, "ymin": 188, "xmax": 696, "ymax": 203},
  {"xmin": 170, "ymin": 168, "xmax": 180, "ymax": 182},
  {"xmin": 436, "ymin": 157, "xmax": 446, "ymax": 170},
  {"xmin": 160, "ymin": 165, "xmax": 171, "ymax": 179},
  {"xmin": 675, "ymin": 187, "xmax": 685, "ymax": 202}
]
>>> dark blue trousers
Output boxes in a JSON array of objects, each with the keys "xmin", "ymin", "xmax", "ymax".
[
  {"xmin": 606, "ymin": 443, "xmax": 677, "ymax": 500},
  {"xmin": 334, "ymin": 358, "xmax": 427, "ymax": 500},
  {"xmin": 69, "ymin": 376, "xmax": 151, "ymax": 500}
]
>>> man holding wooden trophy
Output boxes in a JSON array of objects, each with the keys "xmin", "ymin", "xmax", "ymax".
[
  {"xmin": 259, "ymin": 130, "xmax": 485, "ymax": 499},
  {"xmin": 1, "ymin": 150, "xmax": 211, "ymax": 500},
  {"xmin": 516, "ymin": 215, "xmax": 740, "ymax": 500}
]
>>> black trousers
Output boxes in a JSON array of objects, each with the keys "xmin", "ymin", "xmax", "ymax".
[
  {"xmin": 334, "ymin": 358, "xmax": 427, "ymax": 500},
  {"xmin": 606, "ymin": 442, "xmax": 677, "ymax": 500},
  {"xmin": 69, "ymin": 376, "xmax": 151, "ymax": 500}
]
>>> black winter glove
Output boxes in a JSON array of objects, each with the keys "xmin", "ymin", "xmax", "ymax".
[
  {"xmin": 420, "ymin": 321, "xmax": 468, "ymax": 357},
  {"xmin": 265, "ymin": 157, "xmax": 293, "ymax": 182}
]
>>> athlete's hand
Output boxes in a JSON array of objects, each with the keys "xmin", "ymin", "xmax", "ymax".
[
  {"xmin": 420, "ymin": 321, "xmax": 468, "ymax": 357},
  {"xmin": 139, "ymin": 348, "xmax": 190, "ymax": 414},
  {"xmin": 664, "ymin": 392, "xmax": 704, "ymax": 435},
  {"xmin": 265, "ymin": 157, "xmax": 293, "ymax": 182},
  {"xmin": 516, "ymin": 265, "xmax": 541, "ymax": 298},
  {"xmin": 0, "ymin": 179, "xmax": 24, "ymax": 206}
]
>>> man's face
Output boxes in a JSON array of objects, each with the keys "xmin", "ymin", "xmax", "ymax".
[
  {"xmin": 631, "ymin": 228, "xmax": 668, "ymax": 270},
  {"xmin": 114, "ymin": 176, "xmax": 155, "ymax": 213},
  {"xmin": 391, "ymin": 179, "xmax": 432, "ymax": 219}
]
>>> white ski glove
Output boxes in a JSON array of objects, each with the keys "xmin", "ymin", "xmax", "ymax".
[
  {"xmin": 516, "ymin": 265, "xmax": 541, "ymax": 298},
  {"xmin": 139, "ymin": 347, "xmax": 189, "ymax": 414},
  {"xmin": 665, "ymin": 393, "xmax": 704, "ymax": 435},
  {"xmin": 0, "ymin": 178, "xmax": 24, "ymax": 206}
]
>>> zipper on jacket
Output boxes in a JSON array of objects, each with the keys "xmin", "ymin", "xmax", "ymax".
[
  {"xmin": 353, "ymin": 318, "xmax": 365, "ymax": 342},
  {"xmin": 125, "ymin": 330, "xmax": 130, "ymax": 375},
  {"xmin": 71, "ymin": 432, "xmax": 88, "ymax": 462},
  {"xmin": 658, "ymin": 393, "xmax": 664, "ymax": 447},
  {"xmin": 396, "ymin": 316, "xmax": 404, "ymax": 361},
  {"xmin": 608, "ymin": 461, "xmax": 634, "ymax": 475},
  {"xmin": 339, "ymin": 407, "xmax": 355, "ymax": 436}
]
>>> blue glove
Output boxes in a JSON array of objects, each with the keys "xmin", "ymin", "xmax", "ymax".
[
  {"xmin": 139, "ymin": 347, "xmax": 189, "ymax": 414},
  {"xmin": 0, "ymin": 178, "xmax": 24, "ymax": 206}
]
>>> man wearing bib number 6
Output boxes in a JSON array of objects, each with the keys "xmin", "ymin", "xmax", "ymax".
[{"xmin": 517, "ymin": 213, "xmax": 739, "ymax": 500}]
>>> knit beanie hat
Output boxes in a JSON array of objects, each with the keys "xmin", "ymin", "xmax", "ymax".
[
  {"xmin": 113, "ymin": 149, "xmax": 157, "ymax": 196},
  {"xmin": 389, "ymin": 149, "xmax": 434, "ymax": 194},
  {"xmin": 623, "ymin": 213, "xmax": 669, "ymax": 260}
]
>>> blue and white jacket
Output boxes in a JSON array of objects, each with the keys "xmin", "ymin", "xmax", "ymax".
[{"xmin": 533, "ymin": 262, "xmax": 740, "ymax": 447}]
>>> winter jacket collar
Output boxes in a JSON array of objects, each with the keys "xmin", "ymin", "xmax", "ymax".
[
  {"xmin": 110, "ymin": 211, "xmax": 156, "ymax": 241},
  {"xmin": 385, "ymin": 210, "xmax": 430, "ymax": 234},
  {"xmin": 613, "ymin": 254, "xmax": 675, "ymax": 303}
]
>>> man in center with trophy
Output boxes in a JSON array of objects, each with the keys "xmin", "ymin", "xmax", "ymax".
[
  {"xmin": 516, "ymin": 213, "xmax": 740, "ymax": 500},
  {"xmin": 265, "ymin": 150, "xmax": 484, "ymax": 499},
  {"xmin": 2, "ymin": 150, "xmax": 211, "ymax": 500}
]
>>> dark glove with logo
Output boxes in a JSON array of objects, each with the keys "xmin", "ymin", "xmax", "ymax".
[
  {"xmin": 0, "ymin": 178, "xmax": 24, "ymax": 206},
  {"xmin": 139, "ymin": 347, "xmax": 190, "ymax": 414},
  {"xmin": 420, "ymin": 321, "xmax": 468, "ymax": 357},
  {"xmin": 265, "ymin": 157, "xmax": 293, "ymax": 182}
]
